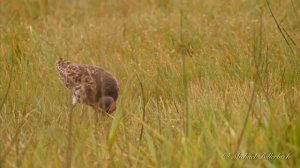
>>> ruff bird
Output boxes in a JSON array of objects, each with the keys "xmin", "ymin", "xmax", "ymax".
[{"xmin": 55, "ymin": 58, "xmax": 119, "ymax": 113}]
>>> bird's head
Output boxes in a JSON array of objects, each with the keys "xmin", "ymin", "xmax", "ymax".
[{"xmin": 96, "ymin": 96, "xmax": 116, "ymax": 114}]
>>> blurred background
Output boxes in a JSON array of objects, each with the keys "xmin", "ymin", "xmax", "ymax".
[{"xmin": 0, "ymin": 0, "xmax": 299, "ymax": 167}]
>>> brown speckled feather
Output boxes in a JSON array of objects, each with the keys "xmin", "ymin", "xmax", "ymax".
[{"xmin": 55, "ymin": 58, "xmax": 119, "ymax": 113}]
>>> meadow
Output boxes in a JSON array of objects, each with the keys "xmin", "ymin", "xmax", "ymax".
[{"xmin": 0, "ymin": 0, "xmax": 299, "ymax": 167}]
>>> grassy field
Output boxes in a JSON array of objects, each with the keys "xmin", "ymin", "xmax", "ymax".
[{"xmin": 0, "ymin": 0, "xmax": 300, "ymax": 167}]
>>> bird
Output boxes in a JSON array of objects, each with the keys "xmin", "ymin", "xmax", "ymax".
[{"xmin": 55, "ymin": 58, "xmax": 119, "ymax": 113}]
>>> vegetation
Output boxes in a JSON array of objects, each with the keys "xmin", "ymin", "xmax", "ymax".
[{"xmin": 0, "ymin": 0, "xmax": 299, "ymax": 167}]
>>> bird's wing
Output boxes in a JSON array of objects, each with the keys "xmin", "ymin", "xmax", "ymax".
[{"xmin": 73, "ymin": 65, "xmax": 99, "ymax": 104}]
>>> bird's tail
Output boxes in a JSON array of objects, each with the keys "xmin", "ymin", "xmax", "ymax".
[{"xmin": 55, "ymin": 58, "xmax": 71, "ymax": 71}]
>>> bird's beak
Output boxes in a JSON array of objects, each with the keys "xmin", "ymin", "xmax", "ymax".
[
  {"xmin": 107, "ymin": 101, "xmax": 116, "ymax": 114},
  {"xmin": 92, "ymin": 102, "xmax": 116, "ymax": 114}
]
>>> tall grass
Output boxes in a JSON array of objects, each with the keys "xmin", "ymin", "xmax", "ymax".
[{"xmin": 0, "ymin": 0, "xmax": 299, "ymax": 167}]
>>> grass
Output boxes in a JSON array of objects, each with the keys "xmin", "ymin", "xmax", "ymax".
[{"xmin": 0, "ymin": 0, "xmax": 299, "ymax": 167}]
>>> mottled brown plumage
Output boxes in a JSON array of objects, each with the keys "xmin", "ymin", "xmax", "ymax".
[{"xmin": 55, "ymin": 58, "xmax": 119, "ymax": 113}]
